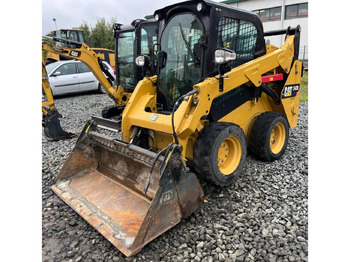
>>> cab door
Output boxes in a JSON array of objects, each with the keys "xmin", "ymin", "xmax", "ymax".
[{"xmin": 49, "ymin": 63, "xmax": 80, "ymax": 95}]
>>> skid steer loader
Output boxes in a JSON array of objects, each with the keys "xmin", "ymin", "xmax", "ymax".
[
  {"xmin": 51, "ymin": 0, "xmax": 302, "ymax": 256},
  {"xmin": 102, "ymin": 19, "xmax": 159, "ymax": 118},
  {"xmin": 42, "ymin": 56, "xmax": 76, "ymax": 140}
]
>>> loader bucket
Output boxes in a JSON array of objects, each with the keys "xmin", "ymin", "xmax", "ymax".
[
  {"xmin": 43, "ymin": 109, "xmax": 76, "ymax": 141},
  {"xmin": 51, "ymin": 117, "xmax": 204, "ymax": 257}
]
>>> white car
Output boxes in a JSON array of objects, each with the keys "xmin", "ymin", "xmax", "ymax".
[{"xmin": 45, "ymin": 60, "xmax": 116, "ymax": 96}]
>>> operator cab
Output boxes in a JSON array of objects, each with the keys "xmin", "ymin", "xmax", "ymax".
[
  {"xmin": 114, "ymin": 20, "xmax": 159, "ymax": 93},
  {"xmin": 138, "ymin": 0, "xmax": 266, "ymax": 111},
  {"xmin": 53, "ymin": 29, "xmax": 86, "ymax": 47}
]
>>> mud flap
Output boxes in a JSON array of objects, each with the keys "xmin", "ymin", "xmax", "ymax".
[
  {"xmin": 51, "ymin": 118, "xmax": 204, "ymax": 257},
  {"xmin": 43, "ymin": 109, "xmax": 76, "ymax": 141}
]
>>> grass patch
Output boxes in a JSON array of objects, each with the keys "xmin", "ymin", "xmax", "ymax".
[{"xmin": 300, "ymin": 71, "xmax": 308, "ymax": 102}]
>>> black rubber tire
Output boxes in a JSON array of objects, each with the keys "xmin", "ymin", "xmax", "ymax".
[
  {"xmin": 249, "ymin": 112, "xmax": 289, "ymax": 162},
  {"xmin": 97, "ymin": 84, "xmax": 106, "ymax": 94},
  {"xmin": 193, "ymin": 122, "xmax": 247, "ymax": 187}
]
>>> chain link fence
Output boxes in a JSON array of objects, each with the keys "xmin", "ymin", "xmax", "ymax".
[{"xmin": 299, "ymin": 45, "xmax": 308, "ymax": 69}]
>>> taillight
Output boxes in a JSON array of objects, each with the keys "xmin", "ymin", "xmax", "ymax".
[{"xmin": 113, "ymin": 67, "xmax": 116, "ymax": 76}]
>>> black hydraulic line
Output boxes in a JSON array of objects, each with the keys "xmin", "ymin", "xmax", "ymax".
[
  {"xmin": 171, "ymin": 89, "xmax": 199, "ymax": 145},
  {"xmin": 264, "ymin": 25, "xmax": 301, "ymax": 37},
  {"xmin": 260, "ymin": 83, "xmax": 281, "ymax": 104},
  {"xmin": 144, "ymin": 146, "xmax": 170, "ymax": 194}
]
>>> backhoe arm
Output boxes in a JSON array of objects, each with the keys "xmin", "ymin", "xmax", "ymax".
[
  {"xmin": 42, "ymin": 55, "xmax": 55, "ymax": 115},
  {"xmin": 42, "ymin": 55, "xmax": 76, "ymax": 140},
  {"xmin": 42, "ymin": 36, "xmax": 123, "ymax": 106}
]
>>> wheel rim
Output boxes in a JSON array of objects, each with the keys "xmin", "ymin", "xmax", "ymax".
[
  {"xmin": 270, "ymin": 122, "xmax": 286, "ymax": 154},
  {"xmin": 217, "ymin": 136, "xmax": 242, "ymax": 175}
]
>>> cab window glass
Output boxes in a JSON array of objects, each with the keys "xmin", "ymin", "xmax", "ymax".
[
  {"xmin": 118, "ymin": 31, "xmax": 135, "ymax": 88},
  {"xmin": 78, "ymin": 31, "xmax": 85, "ymax": 43},
  {"xmin": 140, "ymin": 28, "xmax": 157, "ymax": 55},
  {"xmin": 158, "ymin": 13, "xmax": 203, "ymax": 108}
]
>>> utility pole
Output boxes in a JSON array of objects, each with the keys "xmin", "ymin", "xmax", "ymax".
[
  {"xmin": 53, "ymin": 18, "xmax": 57, "ymax": 30},
  {"xmin": 281, "ymin": 0, "xmax": 286, "ymax": 46}
]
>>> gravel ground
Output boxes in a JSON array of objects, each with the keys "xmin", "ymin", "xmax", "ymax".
[{"xmin": 42, "ymin": 93, "xmax": 308, "ymax": 262}]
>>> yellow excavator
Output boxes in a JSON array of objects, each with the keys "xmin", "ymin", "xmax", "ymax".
[
  {"xmin": 51, "ymin": 0, "xmax": 303, "ymax": 256},
  {"xmin": 42, "ymin": 19, "xmax": 159, "ymax": 140},
  {"xmin": 42, "ymin": 20, "xmax": 159, "ymax": 112},
  {"xmin": 45, "ymin": 28, "xmax": 116, "ymax": 68}
]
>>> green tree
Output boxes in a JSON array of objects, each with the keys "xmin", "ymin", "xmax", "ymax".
[
  {"xmin": 45, "ymin": 31, "xmax": 55, "ymax": 37},
  {"xmin": 42, "ymin": 31, "xmax": 55, "ymax": 61},
  {"xmin": 90, "ymin": 17, "xmax": 117, "ymax": 50},
  {"xmin": 78, "ymin": 21, "xmax": 91, "ymax": 45}
]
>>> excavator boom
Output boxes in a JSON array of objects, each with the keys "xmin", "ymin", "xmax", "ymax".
[{"xmin": 42, "ymin": 36, "xmax": 131, "ymax": 108}]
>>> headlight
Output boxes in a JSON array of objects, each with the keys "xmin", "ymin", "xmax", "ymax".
[
  {"xmin": 154, "ymin": 13, "xmax": 160, "ymax": 21},
  {"xmin": 197, "ymin": 3, "xmax": 203, "ymax": 11},
  {"xmin": 214, "ymin": 48, "xmax": 236, "ymax": 64},
  {"xmin": 135, "ymin": 55, "xmax": 151, "ymax": 69},
  {"xmin": 135, "ymin": 56, "xmax": 145, "ymax": 67}
]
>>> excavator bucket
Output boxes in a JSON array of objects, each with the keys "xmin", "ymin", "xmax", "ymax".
[
  {"xmin": 43, "ymin": 109, "xmax": 76, "ymax": 141},
  {"xmin": 51, "ymin": 117, "xmax": 204, "ymax": 257}
]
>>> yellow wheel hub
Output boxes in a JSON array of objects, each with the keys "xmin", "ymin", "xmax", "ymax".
[
  {"xmin": 217, "ymin": 136, "xmax": 242, "ymax": 175},
  {"xmin": 270, "ymin": 122, "xmax": 286, "ymax": 154}
]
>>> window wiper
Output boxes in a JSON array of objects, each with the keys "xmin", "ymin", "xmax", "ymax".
[{"xmin": 178, "ymin": 23, "xmax": 196, "ymax": 62}]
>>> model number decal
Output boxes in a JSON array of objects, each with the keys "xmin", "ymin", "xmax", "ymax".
[
  {"xmin": 282, "ymin": 84, "xmax": 300, "ymax": 99},
  {"xmin": 149, "ymin": 114, "xmax": 159, "ymax": 121},
  {"xmin": 69, "ymin": 50, "xmax": 81, "ymax": 57},
  {"xmin": 161, "ymin": 190, "xmax": 174, "ymax": 203}
]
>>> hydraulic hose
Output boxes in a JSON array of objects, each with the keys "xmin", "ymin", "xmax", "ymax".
[{"xmin": 171, "ymin": 89, "xmax": 199, "ymax": 144}]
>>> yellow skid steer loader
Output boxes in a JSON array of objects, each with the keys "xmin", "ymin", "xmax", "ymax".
[{"xmin": 52, "ymin": 0, "xmax": 303, "ymax": 256}]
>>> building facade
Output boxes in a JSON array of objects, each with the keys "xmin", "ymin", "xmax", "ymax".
[
  {"xmin": 145, "ymin": 0, "xmax": 308, "ymax": 60},
  {"xmin": 222, "ymin": 0, "xmax": 308, "ymax": 60}
]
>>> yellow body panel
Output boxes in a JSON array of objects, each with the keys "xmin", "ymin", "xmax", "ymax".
[
  {"xmin": 91, "ymin": 48, "xmax": 116, "ymax": 68},
  {"xmin": 219, "ymin": 93, "xmax": 274, "ymax": 136},
  {"xmin": 281, "ymin": 60, "xmax": 302, "ymax": 128},
  {"xmin": 46, "ymin": 52, "xmax": 60, "ymax": 63}
]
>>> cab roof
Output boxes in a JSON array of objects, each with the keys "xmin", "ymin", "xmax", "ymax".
[{"xmin": 153, "ymin": 0, "xmax": 260, "ymax": 21}]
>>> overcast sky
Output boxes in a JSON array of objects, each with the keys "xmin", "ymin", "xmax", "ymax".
[{"xmin": 42, "ymin": 0, "xmax": 222, "ymax": 35}]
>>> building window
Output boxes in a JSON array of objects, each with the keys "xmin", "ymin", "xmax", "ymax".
[
  {"xmin": 270, "ymin": 7, "xmax": 282, "ymax": 20},
  {"xmin": 286, "ymin": 3, "xmax": 308, "ymax": 19},
  {"xmin": 298, "ymin": 3, "xmax": 308, "ymax": 17},
  {"xmin": 259, "ymin": 9, "xmax": 270, "ymax": 21},
  {"xmin": 255, "ymin": 7, "xmax": 281, "ymax": 22}
]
